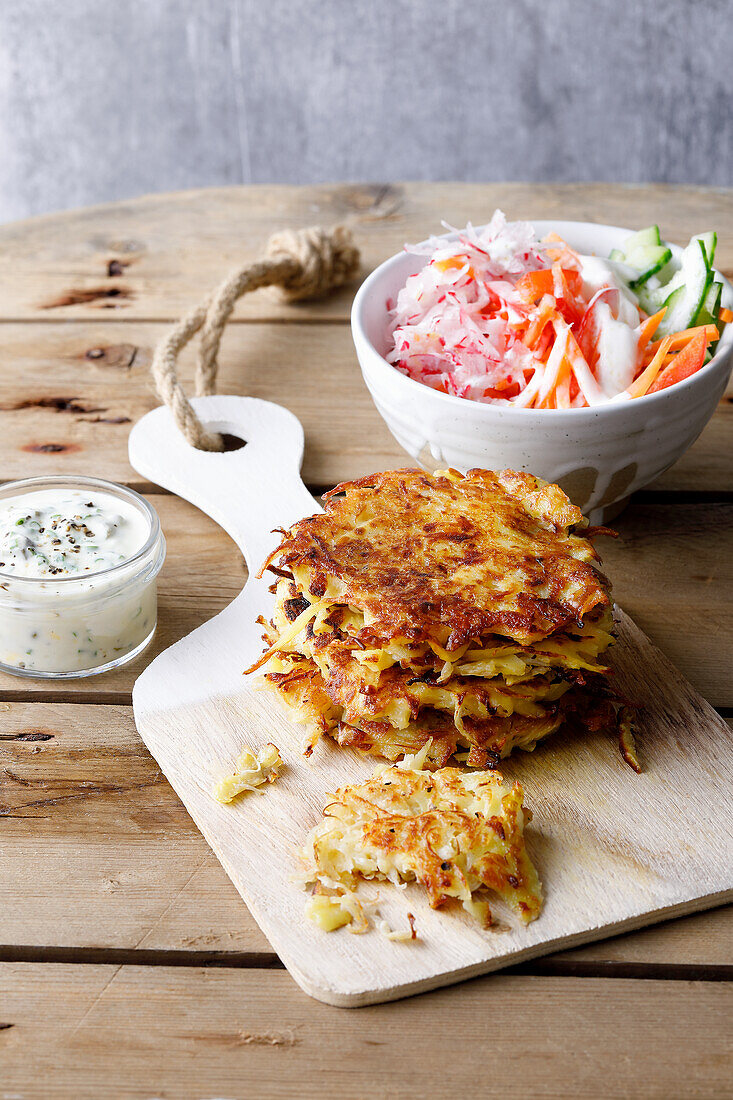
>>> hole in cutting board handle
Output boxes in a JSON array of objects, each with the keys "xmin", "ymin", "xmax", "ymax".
[
  {"xmin": 199, "ymin": 417, "xmax": 247, "ymax": 451},
  {"xmin": 219, "ymin": 432, "xmax": 247, "ymax": 452}
]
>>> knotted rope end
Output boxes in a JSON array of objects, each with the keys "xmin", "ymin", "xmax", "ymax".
[{"xmin": 265, "ymin": 224, "xmax": 360, "ymax": 302}]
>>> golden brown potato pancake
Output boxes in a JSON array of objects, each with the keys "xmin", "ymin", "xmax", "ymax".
[{"xmin": 262, "ymin": 468, "xmax": 611, "ymax": 648}]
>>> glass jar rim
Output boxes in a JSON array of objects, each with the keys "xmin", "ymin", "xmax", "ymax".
[{"xmin": 0, "ymin": 475, "xmax": 163, "ymax": 586}]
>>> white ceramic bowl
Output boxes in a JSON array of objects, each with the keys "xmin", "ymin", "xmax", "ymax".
[{"xmin": 352, "ymin": 220, "xmax": 733, "ymax": 521}]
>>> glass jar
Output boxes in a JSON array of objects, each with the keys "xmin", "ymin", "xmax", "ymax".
[{"xmin": 0, "ymin": 476, "xmax": 166, "ymax": 678}]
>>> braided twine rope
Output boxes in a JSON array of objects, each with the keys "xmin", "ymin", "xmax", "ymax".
[{"xmin": 151, "ymin": 224, "xmax": 360, "ymax": 450}]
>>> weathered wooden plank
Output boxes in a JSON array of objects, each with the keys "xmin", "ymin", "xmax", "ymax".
[
  {"xmin": 0, "ymin": 702, "xmax": 263, "ymax": 953},
  {"xmin": 2, "ymin": 702, "xmax": 731, "ymax": 968},
  {"xmin": 604, "ymin": 503, "xmax": 733, "ymax": 705},
  {"xmin": 0, "ymin": 321, "xmax": 399, "ymax": 489},
  {"xmin": 0, "ymin": 182, "xmax": 731, "ymax": 322},
  {"xmin": 0, "ymin": 321, "xmax": 730, "ymax": 493},
  {"xmin": 0, "ymin": 497, "xmax": 729, "ymax": 705},
  {"xmin": 556, "ymin": 903, "xmax": 732, "ymax": 968},
  {"xmin": 2, "ymin": 965, "xmax": 731, "ymax": 1098}
]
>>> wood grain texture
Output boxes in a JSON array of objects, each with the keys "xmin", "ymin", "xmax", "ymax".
[
  {"xmin": 0, "ymin": 321, "xmax": 730, "ymax": 492},
  {"xmin": 0, "ymin": 183, "xmax": 731, "ymax": 321},
  {"xmin": 0, "ymin": 321, "xmax": 399, "ymax": 490},
  {"xmin": 2, "ymin": 701, "xmax": 730, "ymax": 968},
  {"xmin": 0, "ymin": 702, "xmax": 255, "ymax": 954},
  {"xmin": 2, "ymin": 965, "xmax": 732, "ymax": 1098}
]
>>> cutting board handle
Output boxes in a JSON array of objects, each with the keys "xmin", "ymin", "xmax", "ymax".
[{"xmin": 128, "ymin": 395, "xmax": 319, "ymax": 572}]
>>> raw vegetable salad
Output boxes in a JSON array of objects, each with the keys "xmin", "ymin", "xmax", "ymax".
[{"xmin": 387, "ymin": 211, "xmax": 730, "ymax": 408}]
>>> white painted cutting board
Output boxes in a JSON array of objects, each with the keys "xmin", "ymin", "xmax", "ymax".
[{"xmin": 129, "ymin": 395, "xmax": 733, "ymax": 1007}]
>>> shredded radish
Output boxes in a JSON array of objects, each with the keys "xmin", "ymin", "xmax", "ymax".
[{"xmin": 387, "ymin": 211, "xmax": 648, "ymax": 408}]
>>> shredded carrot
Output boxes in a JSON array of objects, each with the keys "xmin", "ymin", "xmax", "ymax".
[
  {"xmin": 543, "ymin": 232, "xmax": 575, "ymax": 264},
  {"xmin": 525, "ymin": 295, "xmax": 557, "ymax": 347},
  {"xmin": 648, "ymin": 332, "xmax": 708, "ymax": 394},
  {"xmin": 719, "ymin": 307, "xmax": 733, "ymax": 324},
  {"xmin": 532, "ymin": 326, "xmax": 554, "ymax": 361},
  {"xmin": 638, "ymin": 308, "xmax": 666, "ymax": 349},
  {"xmin": 626, "ymin": 336, "xmax": 673, "ymax": 398},
  {"xmin": 648, "ymin": 323, "xmax": 718, "ymax": 355},
  {"xmin": 434, "ymin": 257, "xmax": 472, "ymax": 275},
  {"xmin": 564, "ymin": 325, "xmax": 602, "ymax": 405},
  {"xmin": 516, "ymin": 269, "xmax": 554, "ymax": 302},
  {"xmin": 554, "ymin": 359, "xmax": 572, "ymax": 409},
  {"xmin": 535, "ymin": 325, "xmax": 569, "ymax": 407}
]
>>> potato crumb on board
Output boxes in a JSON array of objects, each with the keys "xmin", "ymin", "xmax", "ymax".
[
  {"xmin": 304, "ymin": 888, "xmax": 417, "ymax": 942},
  {"xmin": 214, "ymin": 742, "xmax": 283, "ymax": 803}
]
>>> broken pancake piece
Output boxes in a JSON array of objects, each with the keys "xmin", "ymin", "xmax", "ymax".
[
  {"xmin": 300, "ymin": 746, "xmax": 542, "ymax": 932},
  {"xmin": 214, "ymin": 742, "xmax": 283, "ymax": 803}
]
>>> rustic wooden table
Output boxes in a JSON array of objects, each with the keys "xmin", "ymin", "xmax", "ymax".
[{"xmin": 1, "ymin": 183, "xmax": 731, "ymax": 1099}]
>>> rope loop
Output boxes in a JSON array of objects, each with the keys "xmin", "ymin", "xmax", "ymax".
[{"xmin": 150, "ymin": 223, "xmax": 360, "ymax": 451}]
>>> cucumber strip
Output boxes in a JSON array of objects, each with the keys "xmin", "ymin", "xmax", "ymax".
[
  {"xmin": 635, "ymin": 284, "xmax": 661, "ymax": 315},
  {"xmin": 623, "ymin": 226, "xmax": 661, "ymax": 252},
  {"xmin": 652, "ymin": 254, "xmax": 680, "ymax": 288},
  {"xmin": 610, "ymin": 228, "xmax": 722, "ymax": 331},
  {"xmin": 696, "ymin": 280, "xmax": 722, "ymax": 328},
  {"xmin": 652, "ymin": 238, "xmax": 709, "ymax": 334},
  {"xmin": 657, "ymin": 239, "xmax": 712, "ymax": 336},
  {"xmin": 625, "ymin": 244, "xmax": 673, "ymax": 288},
  {"xmin": 695, "ymin": 231, "xmax": 717, "ymax": 268},
  {"xmin": 607, "ymin": 258, "xmax": 643, "ymax": 287}
]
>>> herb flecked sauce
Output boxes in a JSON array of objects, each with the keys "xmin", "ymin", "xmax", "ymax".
[
  {"xmin": 0, "ymin": 489, "xmax": 148, "ymax": 577},
  {"xmin": 0, "ymin": 489, "xmax": 156, "ymax": 674}
]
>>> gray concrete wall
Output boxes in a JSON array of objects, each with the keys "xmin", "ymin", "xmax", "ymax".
[{"xmin": 0, "ymin": 0, "xmax": 730, "ymax": 223}]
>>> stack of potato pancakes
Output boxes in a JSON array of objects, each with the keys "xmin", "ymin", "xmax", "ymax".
[{"xmin": 250, "ymin": 468, "xmax": 617, "ymax": 768}]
